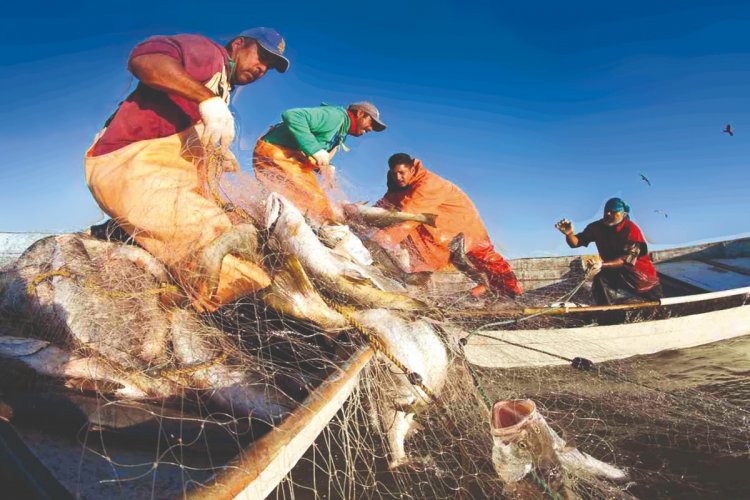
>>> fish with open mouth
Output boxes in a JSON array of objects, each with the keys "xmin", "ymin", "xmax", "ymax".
[
  {"xmin": 491, "ymin": 399, "xmax": 627, "ymax": 495},
  {"xmin": 343, "ymin": 202, "xmax": 437, "ymax": 229}
]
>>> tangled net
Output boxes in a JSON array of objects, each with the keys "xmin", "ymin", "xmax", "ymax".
[{"xmin": 0, "ymin": 150, "xmax": 748, "ymax": 500}]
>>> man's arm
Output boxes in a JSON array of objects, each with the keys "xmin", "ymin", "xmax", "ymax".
[{"xmin": 129, "ymin": 53, "xmax": 216, "ymax": 103}]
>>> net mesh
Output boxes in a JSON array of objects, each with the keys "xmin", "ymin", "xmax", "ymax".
[{"xmin": 0, "ymin": 150, "xmax": 747, "ymax": 499}]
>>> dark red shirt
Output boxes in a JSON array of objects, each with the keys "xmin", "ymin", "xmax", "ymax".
[
  {"xmin": 91, "ymin": 34, "xmax": 231, "ymax": 157},
  {"xmin": 577, "ymin": 218, "xmax": 660, "ymax": 291}
]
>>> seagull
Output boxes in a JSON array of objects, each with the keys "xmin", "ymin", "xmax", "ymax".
[
  {"xmin": 654, "ymin": 210, "xmax": 668, "ymax": 218},
  {"xmin": 639, "ymin": 173, "xmax": 651, "ymax": 186},
  {"xmin": 723, "ymin": 124, "xmax": 734, "ymax": 136}
]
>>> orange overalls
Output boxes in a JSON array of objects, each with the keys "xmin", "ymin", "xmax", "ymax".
[{"xmin": 374, "ymin": 160, "xmax": 522, "ymax": 297}]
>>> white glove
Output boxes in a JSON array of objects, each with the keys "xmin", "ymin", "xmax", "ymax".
[
  {"xmin": 312, "ymin": 149, "xmax": 331, "ymax": 167},
  {"xmin": 587, "ymin": 259, "xmax": 603, "ymax": 275},
  {"xmin": 199, "ymin": 96, "xmax": 235, "ymax": 149}
]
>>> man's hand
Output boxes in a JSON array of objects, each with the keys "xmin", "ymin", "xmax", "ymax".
[
  {"xmin": 312, "ymin": 149, "xmax": 331, "ymax": 167},
  {"xmin": 555, "ymin": 218, "xmax": 574, "ymax": 235},
  {"xmin": 199, "ymin": 96, "xmax": 235, "ymax": 150},
  {"xmin": 585, "ymin": 258, "xmax": 603, "ymax": 277}
]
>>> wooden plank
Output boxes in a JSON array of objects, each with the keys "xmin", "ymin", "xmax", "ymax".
[
  {"xmin": 187, "ymin": 347, "xmax": 374, "ymax": 500},
  {"xmin": 657, "ymin": 260, "xmax": 750, "ymax": 292}
]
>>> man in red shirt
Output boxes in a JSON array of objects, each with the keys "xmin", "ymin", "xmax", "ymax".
[
  {"xmin": 85, "ymin": 28, "xmax": 289, "ymax": 312},
  {"xmin": 372, "ymin": 153, "xmax": 522, "ymax": 298},
  {"xmin": 555, "ymin": 197, "xmax": 662, "ymax": 305}
]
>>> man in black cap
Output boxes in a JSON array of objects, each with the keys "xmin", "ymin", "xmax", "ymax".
[
  {"xmin": 84, "ymin": 28, "xmax": 289, "ymax": 312},
  {"xmin": 253, "ymin": 101, "xmax": 386, "ymax": 223}
]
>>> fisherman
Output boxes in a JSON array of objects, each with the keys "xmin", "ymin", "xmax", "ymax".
[
  {"xmin": 84, "ymin": 28, "xmax": 290, "ymax": 312},
  {"xmin": 555, "ymin": 197, "xmax": 662, "ymax": 305},
  {"xmin": 371, "ymin": 153, "xmax": 522, "ymax": 298},
  {"xmin": 253, "ymin": 101, "xmax": 386, "ymax": 224}
]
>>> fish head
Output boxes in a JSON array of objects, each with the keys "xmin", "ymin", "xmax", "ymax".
[
  {"xmin": 491, "ymin": 399, "xmax": 561, "ymax": 483},
  {"xmin": 264, "ymin": 193, "xmax": 284, "ymax": 230},
  {"xmin": 342, "ymin": 203, "xmax": 362, "ymax": 218}
]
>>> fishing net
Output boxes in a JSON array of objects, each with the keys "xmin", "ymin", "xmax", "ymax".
[{"xmin": 0, "ymin": 147, "xmax": 748, "ymax": 500}]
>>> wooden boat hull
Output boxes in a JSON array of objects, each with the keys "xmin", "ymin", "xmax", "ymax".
[{"xmin": 464, "ymin": 300, "xmax": 750, "ymax": 369}]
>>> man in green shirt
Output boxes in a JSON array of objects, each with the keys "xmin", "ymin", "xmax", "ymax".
[{"xmin": 253, "ymin": 101, "xmax": 386, "ymax": 223}]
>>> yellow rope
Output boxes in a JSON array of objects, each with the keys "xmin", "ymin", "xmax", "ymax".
[
  {"xmin": 153, "ymin": 351, "xmax": 230, "ymax": 379},
  {"xmin": 323, "ymin": 297, "xmax": 437, "ymax": 401},
  {"xmin": 26, "ymin": 269, "xmax": 73, "ymax": 296},
  {"xmin": 27, "ymin": 267, "xmax": 180, "ymax": 300}
]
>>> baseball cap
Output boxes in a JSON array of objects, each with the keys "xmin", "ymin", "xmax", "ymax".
[
  {"xmin": 348, "ymin": 101, "xmax": 387, "ymax": 131},
  {"xmin": 238, "ymin": 27, "xmax": 290, "ymax": 73}
]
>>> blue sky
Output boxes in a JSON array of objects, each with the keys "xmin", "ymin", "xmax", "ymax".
[{"xmin": 1, "ymin": 0, "xmax": 749, "ymax": 257}]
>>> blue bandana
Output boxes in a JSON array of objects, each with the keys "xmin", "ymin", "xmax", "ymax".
[{"xmin": 604, "ymin": 197, "xmax": 630, "ymax": 217}]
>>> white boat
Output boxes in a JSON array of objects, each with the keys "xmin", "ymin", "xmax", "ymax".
[{"xmin": 453, "ymin": 237, "xmax": 750, "ymax": 369}]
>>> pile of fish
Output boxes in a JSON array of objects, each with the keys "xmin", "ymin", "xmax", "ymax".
[{"xmin": 0, "ymin": 192, "xmax": 627, "ymax": 492}]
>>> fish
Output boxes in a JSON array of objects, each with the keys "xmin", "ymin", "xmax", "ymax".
[
  {"xmin": 491, "ymin": 399, "xmax": 626, "ymax": 492},
  {"xmin": 264, "ymin": 193, "xmax": 432, "ymax": 313},
  {"xmin": 1, "ymin": 233, "xmax": 172, "ymax": 368},
  {"xmin": 258, "ymin": 255, "xmax": 349, "ymax": 333},
  {"xmin": 343, "ymin": 202, "xmax": 438, "ymax": 228},
  {"xmin": 0, "ymin": 233, "xmax": 295, "ymax": 423},
  {"xmin": 352, "ymin": 309, "xmax": 450, "ymax": 469},
  {"xmin": 168, "ymin": 308, "xmax": 295, "ymax": 424},
  {"xmin": 0, "ymin": 335, "xmax": 178, "ymax": 399}
]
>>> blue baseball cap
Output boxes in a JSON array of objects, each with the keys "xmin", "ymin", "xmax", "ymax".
[{"xmin": 237, "ymin": 27, "xmax": 289, "ymax": 73}]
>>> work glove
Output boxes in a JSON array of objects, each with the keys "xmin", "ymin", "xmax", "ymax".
[
  {"xmin": 312, "ymin": 149, "xmax": 331, "ymax": 167},
  {"xmin": 586, "ymin": 258, "xmax": 603, "ymax": 276},
  {"xmin": 199, "ymin": 96, "xmax": 235, "ymax": 150}
]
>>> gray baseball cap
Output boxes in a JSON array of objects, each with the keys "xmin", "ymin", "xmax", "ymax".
[{"xmin": 348, "ymin": 101, "xmax": 386, "ymax": 131}]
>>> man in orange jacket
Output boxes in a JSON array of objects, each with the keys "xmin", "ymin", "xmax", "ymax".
[{"xmin": 372, "ymin": 153, "xmax": 522, "ymax": 298}]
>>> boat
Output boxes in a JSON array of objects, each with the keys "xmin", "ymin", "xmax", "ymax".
[
  {"xmin": 2, "ymin": 232, "xmax": 749, "ymax": 498},
  {"xmin": 0, "ymin": 231, "xmax": 375, "ymax": 499},
  {"xmin": 451, "ymin": 236, "xmax": 750, "ymax": 369}
]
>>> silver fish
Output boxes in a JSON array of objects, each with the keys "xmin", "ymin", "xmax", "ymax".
[
  {"xmin": 353, "ymin": 309, "xmax": 450, "ymax": 469},
  {"xmin": 491, "ymin": 399, "xmax": 626, "ymax": 491},
  {"xmin": 265, "ymin": 193, "xmax": 431, "ymax": 313},
  {"xmin": 0, "ymin": 233, "xmax": 294, "ymax": 423},
  {"xmin": 0, "ymin": 335, "xmax": 177, "ymax": 399},
  {"xmin": 343, "ymin": 202, "xmax": 438, "ymax": 228},
  {"xmin": 168, "ymin": 308, "xmax": 295, "ymax": 423},
  {"xmin": 258, "ymin": 255, "xmax": 349, "ymax": 333}
]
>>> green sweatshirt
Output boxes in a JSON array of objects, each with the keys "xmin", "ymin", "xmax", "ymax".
[{"xmin": 261, "ymin": 104, "xmax": 351, "ymax": 156}]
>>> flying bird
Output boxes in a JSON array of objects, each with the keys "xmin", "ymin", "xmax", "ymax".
[
  {"xmin": 654, "ymin": 210, "xmax": 668, "ymax": 219},
  {"xmin": 639, "ymin": 173, "xmax": 651, "ymax": 186},
  {"xmin": 723, "ymin": 124, "xmax": 734, "ymax": 136}
]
